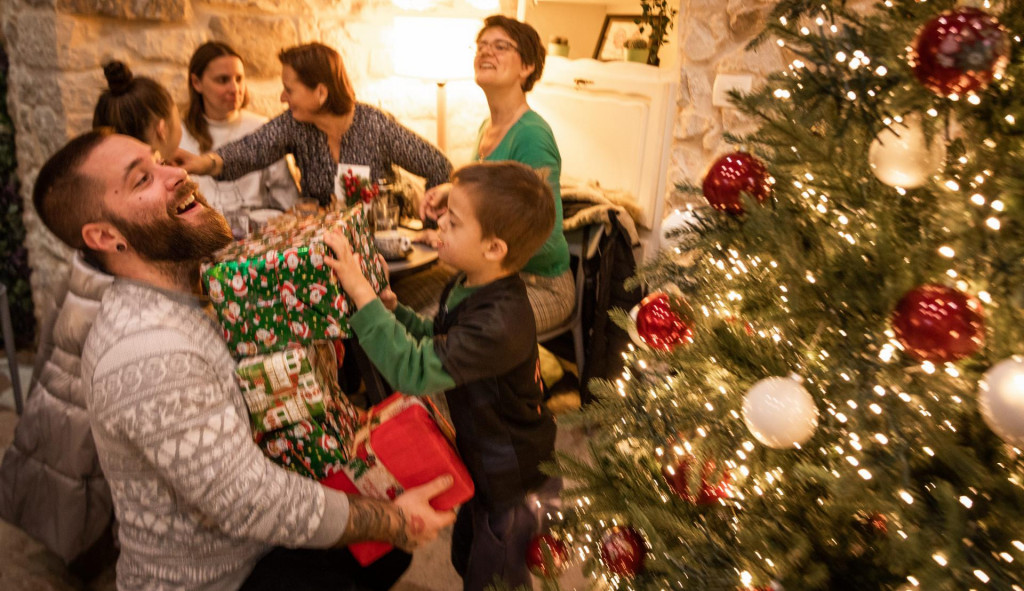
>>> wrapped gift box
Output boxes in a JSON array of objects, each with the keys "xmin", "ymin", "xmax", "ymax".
[
  {"xmin": 236, "ymin": 343, "xmax": 357, "ymax": 435},
  {"xmin": 257, "ymin": 412, "xmax": 357, "ymax": 480},
  {"xmin": 244, "ymin": 343, "xmax": 361, "ymax": 474},
  {"xmin": 203, "ymin": 205, "xmax": 388, "ymax": 357},
  {"xmin": 321, "ymin": 393, "xmax": 475, "ymax": 565}
]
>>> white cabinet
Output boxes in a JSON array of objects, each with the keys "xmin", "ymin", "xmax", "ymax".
[{"xmin": 531, "ymin": 56, "xmax": 677, "ymax": 255}]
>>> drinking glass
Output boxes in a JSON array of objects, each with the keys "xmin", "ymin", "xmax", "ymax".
[
  {"xmin": 295, "ymin": 196, "xmax": 320, "ymax": 218},
  {"xmin": 224, "ymin": 207, "xmax": 251, "ymax": 240},
  {"xmin": 372, "ymin": 195, "xmax": 398, "ymax": 234}
]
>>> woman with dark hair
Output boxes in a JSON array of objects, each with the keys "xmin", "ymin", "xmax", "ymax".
[
  {"xmin": 93, "ymin": 60, "xmax": 181, "ymax": 160},
  {"xmin": 180, "ymin": 41, "xmax": 299, "ymax": 213},
  {"xmin": 416, "ymin": 15, "xmax": 573, "ymax": 335},
  {"xmin": 178, "ymin": 42, "xmax": 451, "ymax": 206}
]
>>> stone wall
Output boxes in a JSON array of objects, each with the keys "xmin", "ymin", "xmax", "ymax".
[
  {"xmin": 668, "ymin": 0, "xmax": 783, "ymax": 211},
  {"xmin": 0, "ymin": 0, "xmax": 496, "ymax": 327},
  {"xmin": 1, "ymin": 0, "xmax": 784, "ymax": 329}
]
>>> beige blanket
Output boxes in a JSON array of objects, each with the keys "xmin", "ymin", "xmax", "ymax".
[{"xmin": 561, "ymin": 177, "xmax": 643, "ymax": 248}]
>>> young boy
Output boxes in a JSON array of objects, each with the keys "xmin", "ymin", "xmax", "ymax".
[{"xmin": 324, "ymin": 161, "xmax": 558, "ymax": 591}]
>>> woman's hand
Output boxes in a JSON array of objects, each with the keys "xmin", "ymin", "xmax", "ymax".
[
  {"xmin": 323, "ymin": 231, "xmax": 376, "ymax": 309},
  {"xmin": 174, "ymin": 149, "xmax": 220, "ymax": 176},
  {"xmin": 420, "ymin": 183, "xmax": 451, "ymax": 222},
  {"xmin": 412, "ymin": 229, "xmax": 440, "ymax": 249}
]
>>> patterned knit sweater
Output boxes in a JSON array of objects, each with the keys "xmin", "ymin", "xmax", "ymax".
[
  {"xmin": 81, "ymin": 280, "xmax": 348, "ymax": 590},
  {"xmin": 216, "ymin": 104, "xmax": 452, "ymax": 205}
]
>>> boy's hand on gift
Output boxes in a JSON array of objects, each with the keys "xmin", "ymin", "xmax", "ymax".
[
  {"xmin": 324, "ymin": 230, "xmax": 377, "ymax": 309},
  {"xmin": 420, "ymin": 183, "xmax": 450, "ymax": 222},
  {"xmin": 393, "ymin": 475, "xmax": 457, "ymax": 551},
  {"xmin": 379, "ymin": 287, "xmax": 398, "ymax": 311}
]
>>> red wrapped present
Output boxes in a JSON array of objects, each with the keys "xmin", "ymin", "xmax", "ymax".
[{"xmin": 321, "ymin": 393, "xmax": 475, "ymax": 565}]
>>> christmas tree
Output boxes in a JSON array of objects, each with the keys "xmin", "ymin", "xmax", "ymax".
[{"xmin": 539, "ymin": 1, "xmax": 1024, "ymax": 589}]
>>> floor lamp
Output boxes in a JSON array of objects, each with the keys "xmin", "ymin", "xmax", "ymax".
[{"xmin": 392, "ymin": 17, "xmax": 481, "ymax": 154}]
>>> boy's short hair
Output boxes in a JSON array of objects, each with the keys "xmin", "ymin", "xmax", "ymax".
[
  {"xmin": 452, "ymin": 161, "xmax": 555, "ymax": 271},
  {"xmin": 33, "ymin": 128, "xmax": 113, "ymax": 251}
]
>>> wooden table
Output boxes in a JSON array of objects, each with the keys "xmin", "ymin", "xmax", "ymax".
[{"xmin": 385, "ymin": 228, "xmax": 438, "ymax": 279}]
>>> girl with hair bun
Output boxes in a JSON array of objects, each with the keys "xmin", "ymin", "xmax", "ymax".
[
  {"xmin": 93, "ymin": 60, "xmax": 182, "ymax": 162},
  {"xmin": 180, "ymin": 41, "xmax": 299, "ymax": 213}
]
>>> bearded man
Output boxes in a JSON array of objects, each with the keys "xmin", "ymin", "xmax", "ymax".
[{"xmin": 32, "ymin": 128, "xmax": 454, "ymax": 591}]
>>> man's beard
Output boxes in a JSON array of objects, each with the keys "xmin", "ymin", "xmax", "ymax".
[{"xmin": 107, "ymin": 181, "xmax": 233, "ymax": 268}]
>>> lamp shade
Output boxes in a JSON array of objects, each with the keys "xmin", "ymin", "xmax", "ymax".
[{"xmin": 392, "ymin": 17, "xmax": 481, "ymax": 82}]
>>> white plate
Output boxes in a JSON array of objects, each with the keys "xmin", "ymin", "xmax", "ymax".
[{"xmin": 248, "ymin": 209, "xmax": 284, "ymax": 226}]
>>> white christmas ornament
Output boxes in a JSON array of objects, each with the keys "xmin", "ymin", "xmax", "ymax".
[
  {"xmin": 868, "ymin": 114, "xmax": 947, "ymax": 189},
  {"xmin": 743, "ymin": 376, "xmax": 819, "ymax": 448},
  {"xmin": 978, "ymin": 356, "xmax": 1024, "ymax": 446},
  {"xmin": 659, "ymin": 207, "xmax": 710, "ymax": 267},
  {"xmin": 660, "ymin": 208, "xmax": 704, "ymax": 247},
  {"xmin": 627, "ymin": 304, "xmax": 645, "ymax": 349}
]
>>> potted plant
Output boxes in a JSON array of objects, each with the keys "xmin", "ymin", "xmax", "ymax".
[
  {"xmin": 548, "ymin": 35, "xmax": 570, "ymax": 58},
  {"xmin": 623, "ymin": 37, "xmax": 649, "ymax": 63},
  {"xmin": 636, "ymin": 0, "xmax": 678, "ymax": 66}
]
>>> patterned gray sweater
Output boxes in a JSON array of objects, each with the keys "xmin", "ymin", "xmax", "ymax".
[
  {"xmin": 81, "ymin": 280, "xmax": 348, "ymax": 590},
  {"xmin": 216, "ymin": 103, "xmax": 453, "ymax": 205}
]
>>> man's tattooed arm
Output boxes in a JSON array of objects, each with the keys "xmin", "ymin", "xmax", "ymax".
[
  {"xmin": 333, "ymin": 475, "xmax": 455, "ymax": 552},
  {"xmin": 334, "ymin": 496, "xmax": 413, "ymax": 551}
]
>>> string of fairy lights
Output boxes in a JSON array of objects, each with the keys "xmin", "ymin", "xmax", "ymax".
[{"xmin": 531, "ymin": 1, "xmax": 1024, "ymax": 589}]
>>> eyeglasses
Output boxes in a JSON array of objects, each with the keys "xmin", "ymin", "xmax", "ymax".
[{"xmin": 476, "ymin": 40, "xmax": 519, "ymax": 54}]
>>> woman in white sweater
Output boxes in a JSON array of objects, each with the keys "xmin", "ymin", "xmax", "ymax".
[{"xmin": 181, "ymin": 41, "xmax": 299, "ymax": 214}]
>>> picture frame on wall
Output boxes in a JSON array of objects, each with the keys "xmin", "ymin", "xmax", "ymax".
[{"xmin": 593, "ymin": 14, "xmax": 643, "ymax": 61}]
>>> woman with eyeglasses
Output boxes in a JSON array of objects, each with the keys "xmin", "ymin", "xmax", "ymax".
[
  {"xmin": 177, "ymin": 42, "xmax": 451, "ymax": 207},
  {"xmin": 413, "ymin": 15, "xmax": 573, "ymax": 334}
]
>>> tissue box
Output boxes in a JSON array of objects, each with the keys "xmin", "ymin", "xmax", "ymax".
[
  {"xmin": 320, "ymin": 393, "xmax": 475, "ymax": 565},
  {"xmin": 203, "ymin": 204, "xmax": 387, "ymax": 357}
]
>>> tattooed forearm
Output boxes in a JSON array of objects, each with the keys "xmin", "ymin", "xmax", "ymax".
[{"xmin": 335, "ymin": 495, "xmax": 412, "ymax": 549}]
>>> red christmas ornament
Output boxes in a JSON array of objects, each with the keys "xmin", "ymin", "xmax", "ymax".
[
  {"xmin": 636, "ymin": 292, "xmax": 693, "ymax": 351},
  {"xmin": 661, "ymin": 455, "xmax": 732, "ymax": 504},
  {"xmin": 892, "ymin": 284, "xmax": 984, "ymax": 362},
  {"xmin": 661, "ymin": 456, "xmax": 693, "ymax": 500},
  {"xmin": 696, "ymin": 461, "xmax": 732, "ymax": 505},
  {"xmin": 525, "ymin": 534, "xmax": 570, "ymax": 578},
  {"xmin": 724, "ymin": 314, "xmax": 756, "ymax": 336},
  {"xmin": 599, "ymin": 526, "xmax": 646, "ymax": 577},
  {"xmin": 910, "ymin": 7, "xmax": 1010, "ymax": 97},
  {"xmin": 701, "ymin": 152, "xmax": 771, "ymax": 214},
  {"xmin": 854, "ymin": 510, "xmax": 888, "ymax": 536}
]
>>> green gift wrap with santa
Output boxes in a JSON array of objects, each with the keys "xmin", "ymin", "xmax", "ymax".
[{"xmin": 203, "ymin": 204, "xmax": 388, "ymax": 357}]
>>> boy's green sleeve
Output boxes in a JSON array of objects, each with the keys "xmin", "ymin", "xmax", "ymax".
[
  {"xmin": 349, "ymin": 299, "xmax": 456, "ymax": 396},
  {"xmin": 393, "ymin": 303, "xmax": 434, "ymax": 339}
]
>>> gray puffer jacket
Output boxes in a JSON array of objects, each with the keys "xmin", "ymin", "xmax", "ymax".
[{"xmin": 0, "ymin": 252, "xmax": 114, "ymax": 563}]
